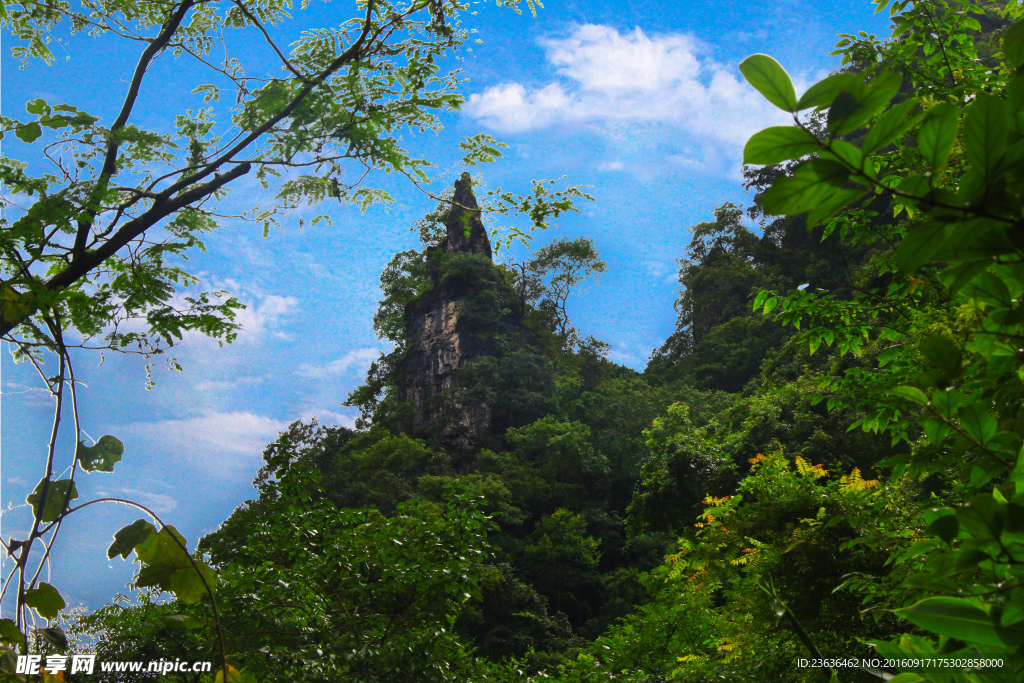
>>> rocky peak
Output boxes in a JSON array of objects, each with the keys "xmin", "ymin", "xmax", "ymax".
[
  {"xmin": 394, "ymin": 174, "xmax": 508, "ymax": 450},
  {"xmin": 443, "ymin": 172, "xmax": 492, "ymax": 259}
]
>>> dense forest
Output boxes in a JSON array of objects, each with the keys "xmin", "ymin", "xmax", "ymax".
[{"xmin": 4, "ymin": 0, "xmax": 1024, "ymax": 680}]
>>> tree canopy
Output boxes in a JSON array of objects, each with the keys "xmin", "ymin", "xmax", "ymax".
[{"xmin": 11, "ymin": 0, "xmax": 1024, "ymax": 681}]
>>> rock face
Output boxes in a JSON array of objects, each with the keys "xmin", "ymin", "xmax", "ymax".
[
  {"xmin": 394, "ymin": 173, "xmax": 505, "ymax": 448},
  {"xmin": 443, "ymin": 172, "xmax": 493, "ymax": 259}
]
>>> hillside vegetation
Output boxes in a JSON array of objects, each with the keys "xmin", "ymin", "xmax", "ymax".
[{"xmin": 70, "ymin": 1, "xmax": 1024, "ymax": 681}]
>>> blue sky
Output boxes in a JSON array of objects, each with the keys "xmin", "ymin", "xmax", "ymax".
[{"xmin": 1, "ymin": 0, "xmax": 893, "ymax": 612}]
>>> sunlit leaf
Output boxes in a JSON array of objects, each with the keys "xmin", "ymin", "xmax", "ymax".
[
  {"xmin": 76, "ymin": 435, "xmax": 124, "ymax": 473},
  {"xmin": 26, "ymin": 479, "xmax": 78, "ymax": 523},
  {"xmin": 739, "ymin": 54, "xmax": 798, "ymax": 112},
  {"xmin": 24, "ymin": 583, "xmax": 65, "ymax": 620}
]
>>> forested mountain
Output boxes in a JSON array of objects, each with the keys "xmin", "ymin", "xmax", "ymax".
[{"xmin": 66, "ymin": 1, "xmax": 1024, "ymax": 682}]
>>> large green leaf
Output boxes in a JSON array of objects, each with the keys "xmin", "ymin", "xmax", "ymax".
[
  {"xmin": 134, "ymin": 525, "xmax": 217, "ymax": 604},
  {"xmin": 918, "ymin": 102, "xmax": 958, "ymax": 171},
  {"xmin": 920, "ymin": 334, "xmax": 962, "ymax": 387},
  {"xmin": 895, "ymin": 219, "xmax": 949, "ymax": 275},
  {"xmin": 36, "ymin": 627, "xmax": 67, "ymax": 652},
  {"xmin": 827, "ymin": 71, "xmax": 902, "ymax": 136},
  {"xmin": 796, "ymin": 72, "xmax": 859, "ymax": 110},
  {"xmin": 862, "ymin": 98, "xmax": 922, "ymax": 154},
  {"xmin": 0, "ymin": 620, "xmax": 24, "ymax": 647},
  {"xmin": 14, "ymin": 122, "xmax": 42, "ymax": 143},
  {"xmin": 135, "ymin": 525, "xmax": 189, "ymax": 566},
  {"xmin": 762, "ymin": 160, "xmax": 851, "ymax": 215},
  {"xmin": 108, "ymin": 519, "xmax": 157, "ymax": 560},
  {"xmin": 805, "ymin": 187, "xmax": 869, "ymax": 227},
  {"xmin": 964, "ymin": 94, "xmax": 1008, "ymax": 180},
  {"xmin": 897, "ymin": 597, "xmax": 1002, "ymax": 646},
  {"xmin": 76, "ymin": 435, "xmax": 123, "ymax": 473},
  {"xmin": 25, "ymin": 98, "xmax": 49, "ymax": 115},
  {"xmin": 960, "ymin": 403, "xmax": 997, "ymax": 448},
  {"xmin": 24, "ymin": 583, "xmax": 65, "ymax": 620},
  {"xmin": 743, "ymin": 126, "xmax": 819, "ymax": 165},
  {"xmin": 26, "ymin": 479, "xmax": 78, "ymax": 523},
  {"xmin": 166, "ymin": 560, "xmax": 218, "ymax": 605},
  {"xmin": 888, "ymin": 386, "xmax": 928, "ymax": 406},
  {"xmin": 163, "ymin": 614, "xmax": 205, "ymax": 630},
  {"xmin": 739, "ymin": 54, "xmax": 798, "ymax": 112},
  {"xmin": 925, "ymin": 512, "xmax": 959, "ymax": 543},
  {"xmin": 1003, "ymin": 20, "xmax": 1024, "ymax": 68}
]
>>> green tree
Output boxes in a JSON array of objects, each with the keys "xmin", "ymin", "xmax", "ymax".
[
  {"xmin": 736, "ymin": 0, "xmax": 1024, "ymax": 677},
  {"xmin": 0, "ymin": 0, "xmax": 591, "ymax": 673},
  {"xmin": 84, "ymin": 431, "xmax": 498, "ymax": 683},
  {"xmin": 509, "ymin": 237, "xmax": 608, "ymax": 352}
]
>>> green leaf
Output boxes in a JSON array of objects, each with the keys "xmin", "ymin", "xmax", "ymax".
[
  {"xmin": 805, "ymin": 187, "xmax": 869, "ymax": 227},
  {"xmin": 827, "ymin": 91, "xmax": 866, "ymax": 135},
  {"xmin": 108, "ymin": 519, "xmax": 157, "ymax": 560},
  {"xmin": 166, "ymin": 560, "xmax": 218, "ymax": 605},
  {"xmin": 1003, "ymin": 20, "xmax": 1024, "ymax": 68},
  {"xmin": 918, "ymin": 102, "xmax": 959, "ymax": 171},
  {"xmin": 886, "ymin": 675, "xmax": 926, "ymax": 683},
  {"xmin": 15, "ymin": 122, "xmax": 42, "ymax": 143},
  {"xmin": 863, "ymin": 98, "xmax": 922, "ymax": 154},
  {"xmin": 820, "ymin": 140, "xmax": 863, "ymax": 169},
  {"xmin": 743, "ymin": 126, "xmax": 819, "ymax": 165},
  {"xmin": 920, "ymin": 335, "xmax": 962, "ymax": 386},
  {"xmin": 964, "ymin": 94, "xmax": 1007, "ymax": 179},
  {"xmin": 36, "ymin": 627, "xmax": 67, "ymax": 652},
  {"xmin": 889, "ymin": 385, "xmax": 928, "ymax": 405},
  {"xmin": 25, "ymin": 99, "xmax": 49, "ymax": 115},
  {"xmin": 739, "ymin": 54, "xmax": 798, "ymax": 112},
  {"xmin": 937, "ymin": 259, "xmax": 991, "ymax": 296},
  {"xmin": 76, "ymin": 435, "xmax": 124, "ymax": 472},
  {"xmin": 931, "ymin": 388, "xmax": 964, "ymax": 419},
  {"xmin": 762, "ymin": 160, "xmax": 852, "ymax": 215},
  {"xmin": 826, "ymin": 72, "xmax": 902, "ymax": 136},
  {"xmin": 134, "ymin": 526, "xmax": 218, "ymax": 604},
  {"xmin": 752, "ymin": 289, "xmax": 773, "ymax": 311},
  {"xmin": 215, "ymin": 666, "xmax": 243, "ymax": 683},
  {"xmin": 163, "ymin": 614, "xmax": 205, "ymax": 630},
  {"xmin": 895, "ymin": 220, "xmax": 948, "ymax": 275},
  {"xmin": 26, "ymin": 98, "xmax": 50, "ymax": 116},
  {"xmin": 897, "ymin": 597, "xmax": 1002, "ymax": 646},
  {"xmin": 26, "ymin": 479, "xmax": 78, "ymax": 523},
  {"xmin": 796, "ymin": 72, "xmax": 859, "ymax": 110},
  {"xmin": 971, "ymin": 459, "xmax": 1005, "ymax": 487},
  {"xmin": 135, "ymin": 525, "xmax": 189, "ymax": 565},
  {"xmin": 1001, "ymin": 602, "xmax": 1024, "ymax": 627},
  {"xmin": 24, "ymin": 583, "xmax": 65, "ymax": 620},
  {"xmin": 960, "ymin": 403, "xmax": 997, "ymax": 448},
  {"xmin": 925, "ymin": 509, "xmax": 959, "ymax": 542},
  {"xmin": 0, "ymin": 620, "xmax": 24, "ymax": 647},
  {"xmin": 859, "ymin": 71, "xmax": 903, "ymax": 116}
]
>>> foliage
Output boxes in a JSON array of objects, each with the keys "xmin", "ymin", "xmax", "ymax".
[
  {"xmin": 507, "ymin": 237, "xmax": 609, "ymax": 353},
  {"xmin": 734, "ymin": 0, "xmax": 1024, "ymax": 678},
  {"xmin": 0, "ymin": 0, "xmax": 595, "ymax": 677},
  {"xmin": 83, "ymin": 431, "xmax": 498, "ymax": 682},
  {"xmin": 60, "ymin": 1, "xmax": 1024, "ymax": 681}
]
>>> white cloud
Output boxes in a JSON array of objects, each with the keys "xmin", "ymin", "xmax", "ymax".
[
  {"xmin": 93, "ymin": 285, "xmax": 298, "ymax": 353},
  {"xmin": 96, "ymin": 487, "xmax": 179, "ymax": 516},
  {"xmin": 465, "ymin": 24, "xmax": 799, "ymax": 156},
  {"xmin": 121, "ymin": 407, "xmax": 360, "ymax": 481},
  {"xmin": 297, "ymin": 347, "xmax": 380, "ymax": 379},
  {"xmin": 297, "ymin": 409, "xmax": 358, "ymax": 430},
  {"xmin": 122, "ymin": 411, "xmax": 290, "ymax": 479},
  {"xmin": 597, "ymin": 161, "xmax": 624, "ymax": 172},
  {"xmin": 233, "ymin": 294, "xmax": 298, "ymax": 343}
]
